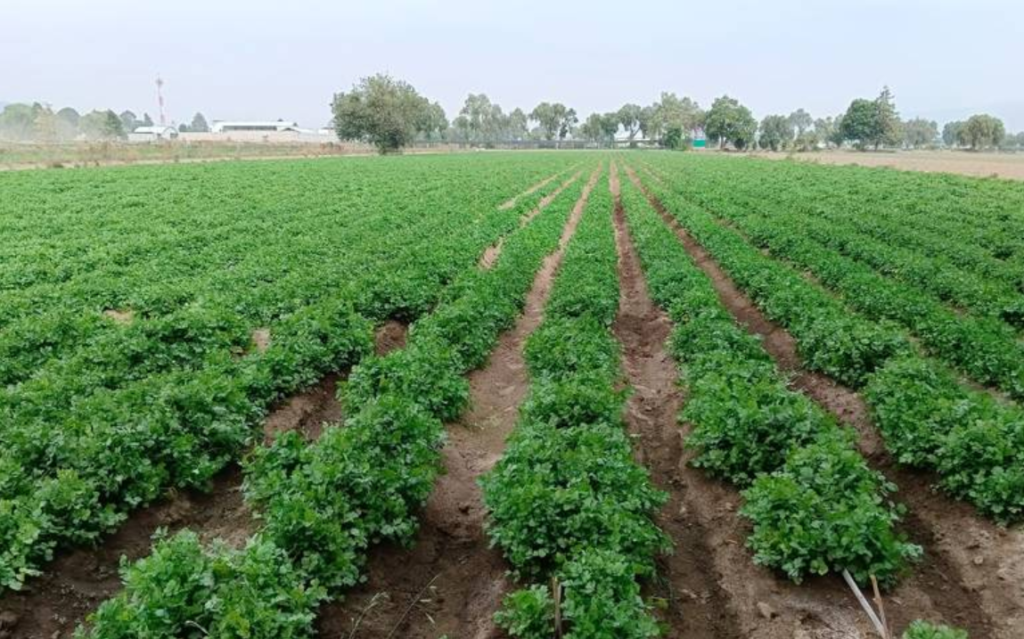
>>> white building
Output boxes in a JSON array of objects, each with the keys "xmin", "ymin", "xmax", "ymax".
[
  {"xmin": 127, "ymin": 125, "xmax": 179, "ymax": 143},
  {"xmin": 210, "ymin": 121, "xmax": 304, "ymax": 133}
]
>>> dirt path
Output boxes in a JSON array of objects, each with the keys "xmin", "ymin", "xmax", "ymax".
[
  {"xmin": 609, "ymin": 162, "xmax": 742, "ymax": 638},
  {"xmin": 480, "ymin": 171, "xmax": 584, "ymax": 269},
  {"xmin": 497, "ymin": 169, "xmax": 564, "ymax": 210},
  {"xmin": 0, "ymin": 323, "xmax": 408, "ymax": 639},
  {"xmin": 623, "ymin": 164, "xmax": 1007, "ymax": 637},
  {"xmin": 317, "ymin": 164, "xmax": 603, "ymax": 639}
]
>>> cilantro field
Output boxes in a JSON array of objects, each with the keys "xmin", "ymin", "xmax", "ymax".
[{"xmin": 0, "ymin": 153, "xmax": 1021, "ymax": 639}]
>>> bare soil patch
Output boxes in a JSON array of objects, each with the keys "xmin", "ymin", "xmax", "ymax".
[
  {"xmin": 497, "ymin": 171, "xmax": 561, "ymax": 210},
  {"xmin": 101, "ymin": 309, "xmax": 134, "ymax": 325},
  {"xmin": 755, "ymin": 150, "xmax": 1024, "ymax": 181},
  {"xmin": 623, "ymin": 164, "xmax": 1005, "ymax": 638},
  {"xmin": 317, "ymin": 165, "xmax": 603, "ymax": 639}
]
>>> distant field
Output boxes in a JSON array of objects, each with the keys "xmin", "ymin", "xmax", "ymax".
[{"xmin": 759, "ymin": 148, "xmax": 1024, "ymax": 180}]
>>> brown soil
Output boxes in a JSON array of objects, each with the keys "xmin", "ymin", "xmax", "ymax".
[
  {"xmin": 101, "ymin": 309, "xmax": 133, "ymax": 325},
  {"xmin": 622, "ymin": 164, "xmax": 1009, "ymax": 638},
  {"xmin": 610, "ymin": 161, "xmax": 741, "ymax": 638},
  {"xmin": 317, "ymin": 164, "xmax": 603, "ymax": 639},
  {"xmin": 480, "ymin": 171, "xmax": 584, "ymax": 270},
  {"xmin": 497, "ymin": 171, "xmax": 561, "ymax": 210},
  {"xmin": 0, "ymin": 324, "xmax": 409, "ymax": 639},
  {"xmin": 756, "ymin": 150, "xmax": 1024, "ymax": 181},
  {"xmin": 251, "ymin": 327, "xmax": 271, "ymax": 352}
]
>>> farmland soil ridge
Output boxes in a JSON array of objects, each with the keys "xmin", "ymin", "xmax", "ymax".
[{"xmin": 316, "ymin": 164, "xmax": 602, "ymax": 639}]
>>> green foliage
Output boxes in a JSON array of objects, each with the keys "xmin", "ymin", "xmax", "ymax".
[
  {"xmin": 704, "ymin": 95, "xmax": 757, "ymax": 149},
  {"xmin": 331, "ymin": 73, "xmax": 438, "ymax": 153},
  {"xmin": 902, "ymin": 621, "xmax": 969, "ymax": 639},
  {"xmin": 902, "ymin": 118, "xmax": 938, "ymax": 149},
  {"xmin": 80, "ymin": 532, "xmax": 322, "ymax": 639},
  {"xmin": 758, "ymin": 114, "xmax": 793, "ymax": 151},
  {"xmin": 960, "ymin": 114, "xmax": 1005, "ymax": 150},
  {"xmin": 741, "ymin": 430, "xmax": 921, "ymax": 585}
]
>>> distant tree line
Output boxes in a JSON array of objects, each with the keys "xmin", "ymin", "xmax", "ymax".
[{"xmin": 0, "ymin": 103, "xmax": 210, "ymax": 142}]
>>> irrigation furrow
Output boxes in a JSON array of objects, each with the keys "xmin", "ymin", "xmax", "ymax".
[
  {"xmin": 609, "ymin": 162, "xmax": 741, "ymax": 639},
  {"xmin": 316, "ymin": 164, "xmax": 602, "ymax": 639},
  {"xmin": 624, "ymin": 163, "xmax": 1002, "ymax": 638}
]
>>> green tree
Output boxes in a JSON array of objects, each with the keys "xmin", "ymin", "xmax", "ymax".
[
  {"xmin": 813, "ymin": 117, "xmax": 837, "ymax": 149},
  {"xmin": 331, "ymin": 74, "xmax": 434, "ymax": 153},
  {"xmin": 638, "ymin": 105, "xmax": 658, "ymax": 142},
  {"xmin": 599, "ymin": 112, "xmax": 620, "ymax": 141},
  {"xmin": 190, "ymin": 112, "xmax": 210, "ymax": 133},
  {"xmin": 788, "ymin": 108, "xmax": 812, "ymax": 138},
  {"xmin": 119, "ymin": 110, "xmax": 138, "ymax": 133},
  {"xmin": 104, "ymin": 110, "xmax": 126, "ymax": 139},
  {"xmin": 960, "ymin": 114, "xmax": 1005, "ymax": 150},
  {"xmin": 529, "ymin": 102, "xmax": 573, "ymax": 142},
  {"xmin": 141, "ymin": 112, "xmax": 154, "ymax": 127},
  {"xmin": 874, "ymin": 86, "xmax": 901, "ymax": 148},
  {"xmin": 558, "ymin": 108, "xmax": 577, "ymax": 140},
  {"xmin": 419, "ymin": 101, "xmax": 448, "ymax": 141},
  {"xmin": 902, "ymin": 118, "xmax": 938, "ymax": 149},
  {"xmin": 652, "ymin": 93, "xmax": 703, "ymax": 144},
  {"xmin": 617, "ymin": 103, "xmax": 642, "ymax": 143},
  {"xmin": 758, "ymin": 114, "xmax": 793, "ymax": 151},
  {"xmin": 704, "ymin": 95, "xmax": 757, "ymax": 150},
  {"xmin": 508, "ymin": 108, "xmax": 529, "ymax": 142},
  {"xmin": 942, "ymin": 121, "xmax": 964, "ymax": 147},
  {"xmin": 662, "ymin": 126, "xmax": 684, "ymax": 150},
  {"xmin": 0, "ymin": 103, "xmax": 37, "ymax": 140},
  {"xmin": 840, "ymin": 99, "xmax": 878, "ymax": 149}
]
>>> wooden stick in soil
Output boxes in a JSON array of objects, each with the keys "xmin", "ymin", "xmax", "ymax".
[{"xmin": 842, "ymin": 569, "xmax": 889, "ymax": 638}]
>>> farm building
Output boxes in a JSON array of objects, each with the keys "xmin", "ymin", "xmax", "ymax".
[
  {"xmin": 210, "ymin": 121, "xmax": 304, "ymax": 133},
  {"xmin": 127, "ymin": 125, "xmax": 179, "ymax": 143}
]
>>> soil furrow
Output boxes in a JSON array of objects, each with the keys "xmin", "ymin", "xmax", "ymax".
[
  {"xmin": 497, "ymin": 170, "xmax": 563, "ymax": 211},
  {"xmin": 0, "ymin": 323, "xmax": 408, "ymax": 639},
  {"xmin": 481, "ymin": 170, "xmax": 584, "ymax": 269},
  {"xmin": 623, "ymin": 164, "xmax": 1005, "ymax": 638},
  {"xmin": 609, "ymin": 161, "xmax": 742, "ymax": 639},
  {"xmin": 317, "ymin": 164, "xmax": 603, "ymax": 639}
]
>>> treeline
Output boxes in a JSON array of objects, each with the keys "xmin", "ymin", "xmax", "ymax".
[
  {"xmin": 0, "ymin": 103, "xmax": 212, "ymax": 142},
  {"xmin": 333, "ymin": 74, "xmax": 1023, "ymax": 154}
]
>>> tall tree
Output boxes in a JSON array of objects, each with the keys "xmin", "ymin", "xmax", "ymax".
[
  {"xmin": 651, "ymin": 93, "xmax": 704, "ymax": 147},
  {"xmin": 617, "ymin": 103, "xmax": 643, "ymax": 143},
  {"xmin": 119, "ymin": 110, "xmax": 138, "ymax": 133},
  {"xmin": 0, "ymin": 103, "xmax": 37, "ymax": 141},
  {"xmin": 942, "ymin": 121, "xmax": 964, "ymax": 147},
  {"xmin": 190, "ymin": 112, "xmax": 210, "ymax": 133},
  {"xmin": 874, "ymin": 86, "xmax": 901, "ymax": 149},
  {"xmin": 508, "ymin": 108, "xmax": 529, "ymax": 141},
  {"xmin": 840, "ymin": 99, "xmax": 879, "ymax": 149},
  {"xmin": 141, "ymin": 112, "xmax": 154, "ymax": 127},
  {"xmin": 758, "ymin": 114, "xmax": 793, "ymax": 151},
  {"xmin": 902, "ymin": 118, "xmax": 938, "ymax": 149},
  {"xmin": 103, "ymin": 110, "xmax": 126, "ymax": 139},
  {"xmin": 788, "ymin": 108, "xmax": 813, "ymax": 138},
  {"xmin": 331, "ymin": 73, "xmax": 434, "ymax": 153},
  {"xmin": 704, "ymin": 95, "xmax": 757, "ymax": 149},
  {"xmin": 530, "ymin": 102, "xmax": 573, "ymax": 141},
  {"xmin": 960, "ymin": 114, "xmax": 1005, "ymax": 150}
]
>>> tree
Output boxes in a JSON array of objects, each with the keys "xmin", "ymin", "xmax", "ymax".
[
  {"xmin": 599, "ymin": 113, "xmax": 620, "ymax": 141},
  {"xmin": 55, "ymin": 107, "xmax": 80, "ymax": 140},
  {"xmin": 663, "ymin": 126, "xmax": 684, "ymax": 150},
  {"xmin": 650, "ymin": 93, "xmax": 704, "ymax": 148},
  {"xmin": 813, "ymin": 116, "xmax": 839, "ymax": 149},
  {"xmin": 942, "ymin": 121, "xmax": 964, "ymax": 148},
  {"xmin": 33, "ymin": 104, "xmax": 59, "ymax": 143},
  {"xmin": 530, "ymin": 102, "xmax": 574, "ymax": 142},
  {"xmin": 508, "ymin": 108, "xmax": 529, "ymax": 142},
  {"xmin": 788, "ymin": 108, "xmax": 813, "ymax": 138},
  {"xmin": 840, "ymin": 99, "xmax": 879, "ymax": 149},
  {"xmin": 0, "ymin": 103, "xmax": 37, "ymax": 140},
  {"xmin": 704, "ymin": 95, "xmax": 757, "ymax": 150},
  {"xmin": 960, "ymin": 114, "xmax": 1005, "ymax": 150},
  {"xmin": 457, "ymin": 94, "xmax": 507, "ymax": 143},
  {"xmin": 190, "ymin": 112, "xmax": 210, "ymax": 133},
  {"xmin": 419, "ymin": 101, "xmax": 448, "ymax": 141},
  {"xmin": 104, "ymin": 110, "xmax": 126, "ymax": 139},
  {"xmin": 331, "ymin": 74, "xmax": 434, "ymax": 153},
  {"xmin": 617, "ymin": 103, "xmax": 642, "ymax": 143},
  {"xmin": 638, "ymin": 105, "xmax": 658, "ymax": 142},
  {"xmin": 759, "ymin": 114, "xmax": 793, "ymax": 151},
  {"xmin": 902, "ymin": 118, "xmax": 938, "ymax": 149},
  {"xmin": 119, "ymin": 110, "xmax": 138, "ymax": 133},
  {"xmin": 141, "ymin": 113, "xmax": 154, "ymax": 127},
  {"xmin": 874, "ymin": 86, "xmax": 901, "ymax": 149}
]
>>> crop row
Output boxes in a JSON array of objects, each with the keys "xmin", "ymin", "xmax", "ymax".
[
  {"xmin": 642, "ymin": 162, "xmax": 1024, "ymax": 399},
  {"xmin": 483, "ymin": 167, "xmax": 670, "ymax": 638},
  {"xmin": 76, "ymin": 167, "xmax": 594, "ymax": 638},
  {"xmin": 618, "ymin": 168, "xmax": 919, "ymax": 585},
  {"xmin": 635, "ymin": 160, "xmax": 1024, "ymax": 523},
  {"xmin": 0, "ymin": 157, "xmax": 580, "ymax": 591}
]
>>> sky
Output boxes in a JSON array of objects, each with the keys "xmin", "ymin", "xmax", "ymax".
[{"xmin": 3, "ymin": 0, "xmax": 1023, "ymax": 131}]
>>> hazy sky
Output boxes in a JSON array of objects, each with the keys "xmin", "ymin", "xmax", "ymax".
[{"xmin": 3, "ymin": 0, "xmax": 1023, "ymax": 130}]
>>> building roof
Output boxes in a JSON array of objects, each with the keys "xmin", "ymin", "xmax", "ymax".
[
  {"xmin": 211, "ymin": 121, "xmax": 301, "ymax": 132},
  {"xmin": 131, "ymin": 126, "xmax": 177, "ymax": 134}
]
